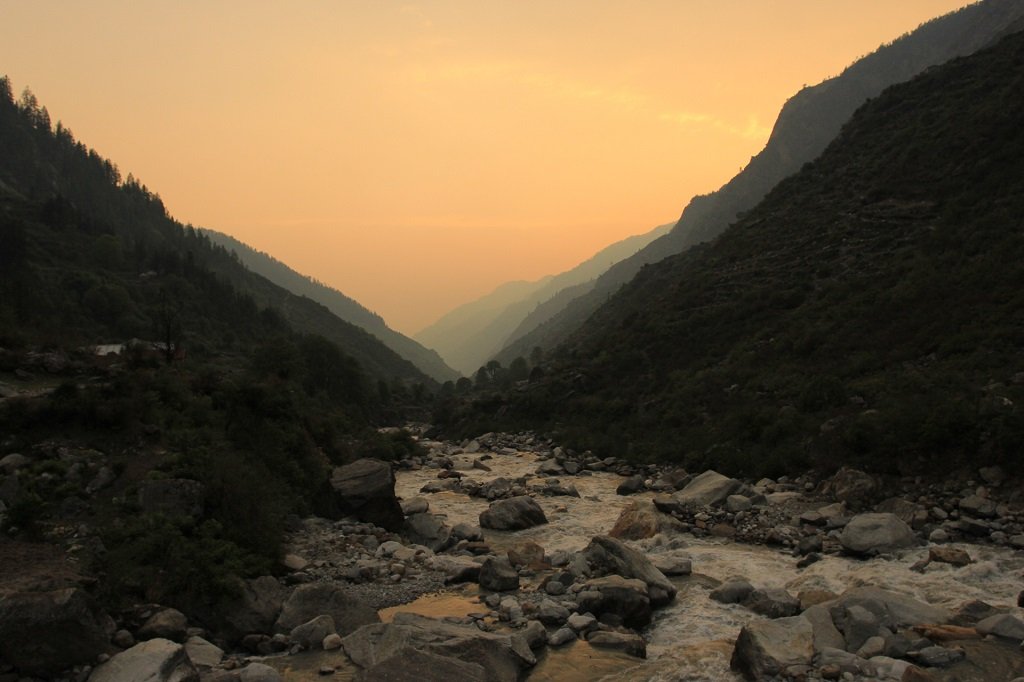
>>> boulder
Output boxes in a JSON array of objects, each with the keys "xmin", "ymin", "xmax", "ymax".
[
  {"xmin": 137, "ymin": 607, "xmax": 188, "ymax": 643},
  {"xmin": 829, "ymin": 587, "xmax": 951, "ymax": 629},
  {"xmin": 137, "ymin": 479, "xmax": 204, "ymax": 519},
  {"xmin": 238, "ymin": 663, "xmax": 284, "ymax": 682},
  {"xmin": 744, "ymin": 588, "xmax": 800, "ymax": 618},
  {"xmin": 616, "ymin": 475, "xmax": 645, "ymax": 496},
  {"xmin": 274, "ymin": 582, "xmax": 379, "ymax": 634},
  {"xmin": 290, "ymin": 614, "xmax": 336, "ymax": 649},
  {"xmin": 673, "ymin": 470, "xmax": 743, "ymax": 508},
  {"xmin": 580, "ymin": 535, "xmax": 676, "ymax": 606},
  {"xmin": 0, "ymin": 587, "xmax": 114, "ymax": 675},
  {"xmin": 90, "ymin": 638, "xmax": 198, "ymax": 682},
  {"xmin": 330, "ymin": 458, "xmax": 404, "ymax": 531},
  {"xmin": 959, "ymin": 495, "xmax": 998, "ymax": 519},
  {"xmin": 609, "ymin": 499, "xmax": 684, "ymax": 541},
  {"xmin": 586, "ymin": 631, "xmax": 647, "ymax": 658},
  {"xmin": 652, "ymin": 554, "xmax": 692, "ymax": 576},
  {"xmin": 840, "ymin": 513, "xmax": 918, "ymax": 556},
  {"xmin": 341, "ymin": 612, "xmax": 534, "ymax": 682},
  {"xmin": 731, "ymin": 615, "xmax": 814, "ymax": 681},
  {"xmin": 507, "ymin": 541, "xmax": 545, "ymax": 568},
  {"xmin": 710, "ymin": 580, "xmax": 754, "ymax": 605},
  {"xmin": 479, "ymin": 556, "xmax": 520, "ymax": 592},
  {"xmin": 216, "ymin": 575, "xmax": 287, "ymax": 642},
  {"xmin": 582, "ymin": 575, "xmax": 652, "ymax": 629},
  {"xmin": 822, "ymin": 467, "xmax": 877, "ymax": 509},
  {"xmin": 976, "ymin": 613, "xmax": 1024, "ymax": 640},
  {"xmin": 479, "ymin": 496, "xmax": 548, "ymax": 531},
  {"xmin": 358, "ymin": 646, "xmax": 488, "ymax": 681},
  {"xmin": 401, "ymin": 497, "xmax": 430, "ymax": 515},
  {"xmin": 183, "ymin": 636, "xmax": 222, "ymax": 668},
  {"xmin": 404, "ymin": 512, "xmax": 453, "ymax": 551}
]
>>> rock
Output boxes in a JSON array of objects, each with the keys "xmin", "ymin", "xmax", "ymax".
[
  {"xmin": 840, "ymin": 513, "xmax": 918, "ymax": 556},
  {"xmin": 323, "ymin": 632, "xmax": 343, "ymax": 650},
  {"xmin": 609, "ymin": 499, "xmax": 684, "ymax": 541},
  {"xmin": 833, "ymin": 604, "xmax": 881, "ymax": 652},
  {"xmin": 616, "ymin": 475, "xmax": 645, "ymax": 496},
  {"xmin": 912, "ymin": 645, "xmax": 965, "ymax": 668},
  {"xmin": 452, "ymin": 522, "xmax": 484, "ymax": 542},
  {"xmin": 928, "ymin": 546, "xmax": 972, "ymax": 567},
  {"xmin": 548, "ymin": 627, "xmax": 577, "ymax": 646},
  {"xmin": 536, "ymin": 599, "xmax": 571, "ymax": 626},
  {"xmin": 137, "ymin": 478, "xmax": 204, "ymax": 519},
  {"xmin": 831, "ymin": 587, "xmax": 951, "ymax": 629},
  {"xmin": 876, "ymin": 497, "xmax": 922, "ymax": 525},
  {"xmin": 929, "ymin": 528, "xmax": 951, "ymax": 543},
  {"xmin": 341, "ymin": 612, "xmax": 534, "ymax": 682},
  {"xmin": 90, "ymin": 638, "xmax": 198, "ymax": 682},
  {"xmin": 567, "ymin": 613, "xmax": 597, "ymax": 632},
  {"xmin": 521, "ymin": 620, "xmax": 548, "ymax": 649},
  {"xmin": 803, "ymin": 603, "xmax": 845, "ymax": 654},
  {"xmin": 731, "ymin": 615, "xmax": 814, "ymax": 681},
  {"xmin": 652, "ymin": 554, "xmax": 692, "ymax": 576},
  {"xmin": 281, "ymin": 554, "xmax": 309, "ymax": 572},
  {"xmin": 0, "ymin": 587, "xmax": 114, "ymax": 676},
  {"xmin": 976, "ymin": 613, "xmax": 1024, "ymax": 640},
  {"xmin": 238, "ymin": 663, "xmax": 284, "ymax": 682},
  {"xmin": 290, "ymin": 614, "xmax": 336, "ymax": 649},
  {"xmin": 580, "ymin": 535, "xmax": 676, "ymax": 607},
  {"xmin": 959, "ymin": 495, "xmax": 997, "ymax": 519},
  {"xmin": 951, "ymin": 600, "xmax": 1002, "ymax": 626},
  {"xmin": 217, "ymin": 575, "xmax": 287, "ymax": 642},
  {"xmin": 137, "ymin": 607, "xmax": 188, "ymax": 643},
  {"xmin": 479, "ymin": 496, "xmax": 548, "ymax": 530},
  {"xmin": 587, "ymin": 631, "xmax": 647, "ymax": 658},
  {"xmin": 507, "ymin": 541, "xmax": 545, "ymax": 568},
  {"xmin": 0, "ymin": 453, "xmax": 29, "ymax": 472},
  {"xmin": 816, "ymin": 647, "xmax": 877, "ymax": 677},
  {"xmin": 113, "ymin": 629, "xmax": 135, "ymax": 649},
  {"xmin": 404, "ymin": 512, "xmax": 453, "ymax": 551},
  {"xmin": 744, "ymin": 588, "xmax": 800, "ymax": 618},
  {"xmin": 357, "ymin": 646, "xmax": 488, "ymax": 681},
  {"xmin": 274, "ymin": 582, "xmax": 379, "ymax": 635},
  {"xmin": 725, "ymin": 495, "xmax": 752, "ymax": 513},
  {"xmin": 710, "ymin": 580, "xmax": 754, "ymax": 605},
  {"xmin": 330, "ymin": 458, "xmax": 404, "ymax": 531},
  {"xmin": 401, "ymin": 497, "xmax": 430, "ymax": 515},
  {"xmin": 183, "ymin": 636, "xmax": 223, "ymax": 668},
  {"xmin": 582, "ymin": 575, "xmax": 652, "ymax": 629},
  {"xmin": 673, "ymin": 470, "xmax": 743, "ymax": 508},
  {"xmin": 434, "ymin": 555, "xmax": 482, "ymax": 584},
  {"xmin": 978, "ymin": 466, "xmax": 1006, "ymax": 487},
  {"xmin": 86, "ymin": 465, "xmax": 117, "ymax": 493},
  {"xmin": 537, "ymin": 460, "xmax": 564, "ymax": 476},
  {"xmin": 479, "ymin": 556, "xmax": 520, "ymax": 592},
  {"xmin": 822, "ymin": 467, "xmax": 877, "ymax": 509}
]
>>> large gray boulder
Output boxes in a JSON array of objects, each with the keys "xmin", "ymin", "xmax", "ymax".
[
  {"xmin": 672, "ymin": 470, "xmax": 743, "ymax": 508},
  {"xmin": 580, "ymin": 575, "xmax": 652, "ymax": 629},
  {"xmin": 89, "ymin": 638, "xmax": 198, "ymax": 682},
  {"xmin": 404, "ymin": 512, "xmax": 453, "ymax": 551},
  {"xmin": 330, "ymin": 458, "xmax": 404, "ymax": 531},
  {"xmin": 341, "ymin": 612, "xmax": 535, "ymax": 682},
  {"xmin": 731, "ymin": 615, "xmax": 814, "ymax": 680},
  {"xmin": 479, "ymin": 496, "xmax": 548, "ymax": 531},
  {"xmin": 828, "ymin": 587, "xmax": 951, "ymax": 629},
  {"xmin": 840, "ymin": 513, "xmax": 919, "ymax": 555},
  {"xmin": 216, "ymin": 575, "xmax": 287, "ymax": 642},
  {"xmin": 274, "ymin": 582, "xmax": 379, "ymax": 634},
  {"xmin": 580, "ymin": 535, "xmax": 676, "ymax": 607},
  {"xmin": 0, "ymin": 587, "xmax": 114, "ymax": 675}
]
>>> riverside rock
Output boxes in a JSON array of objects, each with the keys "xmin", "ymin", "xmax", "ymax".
[
  {"xmin": 609, "ymin": 499, "xmax": 684, "ymax": 540},
  {"xmin": 672, "ymin": 470, "xmax": 743, "ymax": 508},
  {"xmin": 358, "ymin": 647, "xmax": 489, "ymax": 682},
  {"xmin": 840, "ymin": 513, "xmax": 918, "ymax": 556},
  {"xmin": 216, "ymin": 575, "xmax": 287, "ymax": 642},
  {"xmin": 89, "ymin": 638, "xmax": 198, "ymax": 682},
  {"xmin": 479, "ymin": 556, "xmax": 520, "ymax": 592},
  {"xmin": 274, "ymin": 582, "xmax": 379, "ymax": 634},
  {"xmin": 330, "ymin": 458, "xmax": 404, "ymax": 531},
  {"xmin": 479, "ymin": 496, "xmax": 548, "ymax": 530},
  {"xmin": 580, "ymin": 535, "xmax": 676, "ymax": 606},
  {"xmin": 404, "ymin": 512, "xmax": 453, "ymax": 551},
  {"xmin": 731, "ymin": 615, "xmax": 814, "ymax": 680}
]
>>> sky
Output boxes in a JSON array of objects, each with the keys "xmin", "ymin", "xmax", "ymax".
[{"xmin": 1, "ymin": 1, "xmax": 974, "ymax": 334}]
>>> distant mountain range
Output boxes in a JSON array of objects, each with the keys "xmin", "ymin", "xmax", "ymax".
[
  {"xmin": 492, "ymin": 0, "xmax": 1024, "ymax": 367},
  {"xmin": 415, "ymin": 221, "xmax": 673, "ymax": 375},
  {"xmin": 457, "ymin": 24, "xmax": 1024, "ymax": 479},
  {"xmin": 201, "ymin": 230, "xmax": 459, "ymax": 383}
]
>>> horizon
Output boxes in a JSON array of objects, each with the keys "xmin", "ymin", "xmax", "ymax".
[{"xmin": 0, "ymin": 1, "xmax": 973, "ymax": 335}]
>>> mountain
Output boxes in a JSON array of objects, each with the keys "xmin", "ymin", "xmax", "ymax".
[
  {"xmin": 201, "ymin": 229, "xmax": 459, "ymax": 383},
  {"xmin": 494, "ymin": 0, "xmax": 1024, "ymax": 366},
  {"xmin": 0, "ymin": 78, "xmax": 434, "ymax": 389},
  {"xmin": 449, "ymin": 27, "xmax": 1024, "ymax": 480},
  {"xmin": 416, "ymin": 221, "xmax": 672, "ymax": 375}
]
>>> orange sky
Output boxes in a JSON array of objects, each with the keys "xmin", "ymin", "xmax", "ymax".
[{"xmin": 1, "ymin": 1, "xmax": 973, "ymax": 334}]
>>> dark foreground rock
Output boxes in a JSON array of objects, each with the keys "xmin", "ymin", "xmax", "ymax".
[
  {"xmin": 731, "ymin": 615, "xmax": 814, "ymax": 680},
  {"xmin": 580, "ymin": 535, "xmax": 677, "ymax": 607},
  {"xmin": 89, "ymin": 638, "xmax": 198, "ymax": 682},
  {"xmin": 274, "ymin": 582, "xmax": 379, "ymax": 634},
  {"xmin": 330, "ymin": 458, "xmax": 404, "ymax": 531},
  {"xmin": 479, "ymin": 495, "xmax": 548, "ymax": 531}
]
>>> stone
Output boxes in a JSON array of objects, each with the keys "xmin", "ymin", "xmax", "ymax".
[
  {"xmin": 401, "ymin": 496, "xmax": 430, "ymax": 515},
  {"xmin": 507, "ymin": 541, "xmax": 545, "ymax": 568},
  {"xmin": 840, "ymin": 513, "xmax": 918, "ymax": 556},
  {"xmin": 548, "ymin": 627, "xmax": 577, "ymax": 646},
  {"xmin": 479, "ymin": 496, "xmax": 548, "ymax": 530},
  {"xmin": 580, "ymin": 535, "xmax": 676, "ymax": 607},
  {"xmin": 238, "ymin": 663, "xmax": 284, "ymax": 682},
  {"xmin": 725, "ymin": 495, "xmax": 753, "ymax": 513},
  {"xmin": 537, "ymin": 460, "xmax": 564, "ymax": 475},
  {"xmin": 90, "ymin": 638, "xmax": 198, "ymax": 682},
  {"xmin": 217, "ymin": 575, "xmax": 287, "ymax": 642},
  {"xmin": 978, "ymin": 465, "xmax": 1006, "ymax": 487},
  {"xmin": 113, "ymin": 629, "xmax": 135, "ymax": 649},
  {"xmin": 876, "ymin": 497, "xmax": 922, "ymax": 525},
  {"xmin": 404, "ymin": 512, "xmax": 453, "ymax": 551},
  {"xmin": 928, "ymin": 546, "xmax": 972, "ymax": 567},
  {"xmin": 710, "ymin": 580, "xmax": 754, "ymax": 605},
  {"xmin": 0, "ymin": 587, "xmax": 114, "ymax": 676},
  {"xmin": 290, "ymin": 614, "xmax": 336, "ymax": 650},
  {"xmin": 138, "ymin": 607, "xmax": 188, "ymax": 642},
  {"xmin": 341, "ymin": 612, "xmax": 534, "ymax": 682},
  {"xmin": 357, "ymin": 646, "xmax": 488, "ymax": 681},
  {"xmin": 183, "ymin": 636, "xmax": 223, "ymax": 668},
  {"xmin": 816, "ymin": 647, "xmax": 877, "ymax": 677},
  {"xmin": 616, "ymin": 475, "xmax": 645, "ymax": 496},
  {"xmin": 833, "ymin": 604, "xmax": 881, "ymax": 652},
  {"xmin": 803, "ymin": 604, "xmax": 845, "ymax": 654},
  {"xmin": 137, "ymin": 478, "xmax": 204, "ymax": 519},
  {"xmin": 479, "ymin": 556, "xmax": 520, "ymax": 592},
  {"xmin": 452, "ymin": 522, "xmax": 484, "ymax": 542},
  {"xmin": 274, "ymin": 582, "xmax": 379, "ymax": 635},
  {"xmin": 744, "ymin": 588, "xmax": 800, "ymax": 618},
  {"xmin": 822, "ymin": 467, "xmax": 877, "ymax": 509},
  {"xmin": 831, "ymin": 587, "xmax": 951, "ymax": 629},
  {"xmin": 330, "ymin": 458, "xmax": 404, "ymax": 531},
  {"xmin": 652, "ymin": 554, "xmax": 692, "ymax": 576},
  {"xmin": 281, "ymin": 554, "xmax": 309, "ymax": 572},
  {"xmin": 609, "ymin": 499, "xmax": 684, "ymax": 541},
  {"xmin": 587, "ymin": 631, "xmax": 647, "ymax": 658},
  {"xmin": 976, "ymin": 613, "xmax": 1024, "ymax": 640},
  {"xmin": 323, "ymin": 633, "xmax": 343, "ymax": 650},
  {"xmin": 731, "ymin": 615, "xmax": 814, "ymax": 681},
  {"xmin": 522, "ymin": 620, "xmax": 548, "ymax": 649},
  {"xmin": 912, "ymin": 645, "xmax": 965, "ymax": 667},
  {"xmin": 0, "ymin": 453, "xmax": 28, "ymax": 472},
  {"xmin": 582, "ymin": 575, "xmax": 652, "ymax": 629},
  {"xmin": 536, "ymin": 599, "xmax": 571, "ymax": 625},
  {"xmin": 959, "ymin": 495, "xmax": 998, "ymax": 519},
  {"xmin": 673, "ymin": 470, "xmax": 743, "ymax": 508},
  {"xmin": 567, "ymin": 613, "xmax": 597, "ymax": 632}
]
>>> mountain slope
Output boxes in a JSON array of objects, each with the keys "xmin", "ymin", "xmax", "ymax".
[
  {"xmin": 416, "ymin": 221, "xmax": 671, "ymax": 374},
  {"xmin": 201, "ymin": 229, "xmax": 459, "ymax": 383},
  {"xmin": 496, "ymin": 0, "xmax": 1024, "ymax": 365},
  {"xmin": 458, "ymin": 28, "xmax": 1024, "ymax": 479}
]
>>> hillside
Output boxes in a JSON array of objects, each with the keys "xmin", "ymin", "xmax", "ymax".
[
  {"xmin": 416, "ymin": 221, "xmax": 672, "ymax": 374},
  {"xmin": 0, "ymin": 83, "xmax": 434, "ymax": 388},
  {"xmin": 496, "ymin": 0, "xmax": 1024, "ymax": 365},
  {"xmin": 202, "ymin": 229, "xmax": 459, "ymax": 383},
  {"xmin": 448, "ymin": 28, "xmax": 1024, "ymax": 479}
]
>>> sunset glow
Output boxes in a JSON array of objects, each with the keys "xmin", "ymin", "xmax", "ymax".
[{"xmin": 1, "ymin": 1, "xmax": 974, "ymax": 333}]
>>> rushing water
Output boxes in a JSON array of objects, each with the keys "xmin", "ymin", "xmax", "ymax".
[{"xmin": 389, "ymin": 448, "xmax": 1024, "ymax": 681}]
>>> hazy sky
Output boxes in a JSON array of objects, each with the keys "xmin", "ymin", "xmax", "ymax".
[{"xmin": 2, "ymin": 1, "xmax": 972, "ymax": 334}]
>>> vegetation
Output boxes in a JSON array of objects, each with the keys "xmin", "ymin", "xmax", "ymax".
[{"xmin": 441, "ymin": 29, "xmax": 1024, "ymax": 480}]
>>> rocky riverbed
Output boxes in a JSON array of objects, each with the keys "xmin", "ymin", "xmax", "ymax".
[{"xmin": 5, "ymin": 429, "xmax": 1024, "ymax": 681}]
